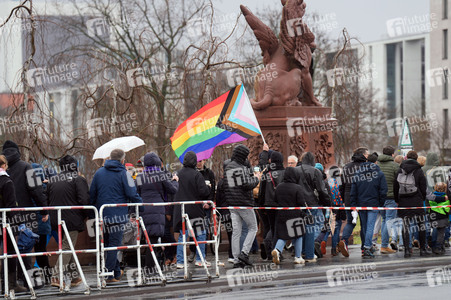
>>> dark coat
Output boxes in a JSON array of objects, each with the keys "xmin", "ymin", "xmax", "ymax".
[
  {"xmin": 295, "ymin": 153, "xmax": 331, "ymax": 206},
  {"xmin": 350, "ymin": 162, "xmax": 388, "ymax": 207},
  {"xmin": 274, "ymin": 168, "xmax": 307, "ymax": 240},
  {"xmin": 47, "ymin": 168, "xmax": 90, "ymax": 232},
  {"xmin": 3, "ymin": 147, "xmax": 48, "ymax": 232},
  {"xmin": 136, "ymin": 153, "xmax": 178, "ymax": 237},
  {"xmin": 223, "ymin": 145, "xmax": 259, "ymax": 207},
  {"xmin": 341, "ymin": 153, "xmax": 367, "ymax": 206},
  {"xmin": 90, "ymin": 159, "xmax": 142, "ymax": 224},
  {"xmin": 173, "ymin": 151, "xmax": 210, "ymax": 232},
  {"xmin": 258, "ymin": 151, "xmax": 284, "ymax": 207},
  {"xmin": 394, "ymin": 159, "xmax": 427, "ymax": 218},
  {"xmin": 0, "ymin": 171, "xmax": 19, "ymax": 232},
  {"xmin": 198, "ymin": 166, "xmax": 216, "ymax": 202}
]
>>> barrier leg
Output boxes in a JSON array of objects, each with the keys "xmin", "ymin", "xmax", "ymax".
[
  {"xmin": 95, "ymin": 217, "xmax": 101, "ymax": 290},
  {"xmin": 184, "ymin": 215, "xmax": 211, "ymax": 281},
  {"xmin": 213, "ymin": 207, "xmax": 219, "ymax": 277},
  {"xmin": 58, "ymin": 210, "xmax": 64, "ymax": 292},
  {"xmin": 60, "ymin": 221, "xmax": 90, "ymax": 294},
  {"xmin": 3, "ymin": 213, "xmax": 9, "ymax": 298},
  {"xmin": 181, "ymin": 205, "xmax": 188, "ymax": 280},
  {"xmin": 135, "ymin": 218, "xmax": 143, "ymax": 286},
  {"xmin": 138, "ymin": 218, "xmax": 166, "ymax": 285},
  {"xmin": 6, "ymin": 225, "xmax": 36, "ymax": 299}
]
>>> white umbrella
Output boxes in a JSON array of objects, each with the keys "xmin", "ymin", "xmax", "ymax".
[{"xmin": 92, "ymin": 136, "xmax": 145, "ymax": 160}]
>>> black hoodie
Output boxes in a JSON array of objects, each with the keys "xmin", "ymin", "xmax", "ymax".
[
  {"xmin": 173, "ymin": 151, "xmax": 210, "ymax": 231},
  {"xmin": 341, "ymin": 153, "xmax": 367, "ymax": 206},
  {"xmin": 394, "ymin": 159, "xmax": 427, "ymax": 217},
  {"xmin": 274, "ymin": 167, "xmax": 307, "ymax": 239},
  {"xmin": 223, "ymin": 145, "xmax": 259, "ymax": 206},
  {"xmin": 258, "ymin": 151, "xmax": 285, "ymax": 207}
]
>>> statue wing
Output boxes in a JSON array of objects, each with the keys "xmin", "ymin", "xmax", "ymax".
[{"xmin": 240, "ymin": 5, "xmax": 279, "ymax": 58}]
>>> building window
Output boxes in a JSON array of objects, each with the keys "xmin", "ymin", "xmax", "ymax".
[
  {"xmin": 444, "ymin": 68, "xmax": 449, "ymax": 99},
  {"xmin": 444, "ymin": 109, "xmax": 449, "ymax": 139},
  {"xmin": 443, "ymin": 29, "xmax": 448, "ymax": 59},
  {"xmin": 444, "ymin": 0, "xmax": 449, "ymax": 19}
]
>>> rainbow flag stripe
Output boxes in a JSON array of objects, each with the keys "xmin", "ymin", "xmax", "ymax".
[{"xmin": 171, "ymin": 85, "xmax": 262, "ymax": 162}]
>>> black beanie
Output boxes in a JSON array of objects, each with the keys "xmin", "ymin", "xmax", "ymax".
[{"xmin": 3, "ymin": 140, "xmax": 19, "ymax": 152}]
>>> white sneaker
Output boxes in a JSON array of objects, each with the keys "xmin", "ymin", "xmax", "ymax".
[
  {"xmin": 228, "ymin": 258, "xmax": 235, "ymax": 263},
  {"xmin": 271, "ymin": 249, "xmax": 280, "ymax": 265},
  {"xmin": 305, "ymin": 257, "xmax": 317, "ymax": 263},
  {"xmin": 314, "ymin": 254, "xmax": 318, "ymax": 259},
  {"xmin": 294, "ymin": 257, "xmax": 305, "ymax": 264},
  {"xmin": 176, "ymin": 263, "xmax": 184, "ymax": 269},
  {"xmin": 195, "ymin": 261, "xmax": 211, "ymax": 267}
]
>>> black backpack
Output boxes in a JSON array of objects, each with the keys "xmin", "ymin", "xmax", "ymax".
[{"xmin": 397, "ymin": 169, "xmax": 418, "ymax": 196}]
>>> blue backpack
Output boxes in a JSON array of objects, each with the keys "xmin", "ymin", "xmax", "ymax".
[{"xmin": 17, "ymin": 224, "xmax": 40, "ymax": 253}]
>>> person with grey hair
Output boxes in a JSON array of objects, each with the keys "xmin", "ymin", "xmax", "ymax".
[
  {"xmin": 287, "ymin": 155, "xmax": 298, "ymax": 168},
  {"xmin": 90, "ymin": 149, "xmax": 142, "ymax": 283}
]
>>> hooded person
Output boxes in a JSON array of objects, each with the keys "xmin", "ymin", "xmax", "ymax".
[
  {"xmin": 47, "ymin": 155, "xmax": 90, "ymax": 287},
  {"xmin": 422, "ymin": 153, "xmax": 444, "ymax": 190},
  {"xmin": 136, "ymin": 152, "xmax": 178, "ymax": 269},
  {"xmin": 258, "ymin": 151, "xmax": 285, "ymax": 259},
  {"xmin": 173, "ymin": 151, "xmax": 211, "ymax": 268},
  {"xmin": 223, "ymin": 144, "xmax": 260, "ymax": 267},
  {"xmin": 394, "ymin": 150, "xmax": 429, "ymax": 257},
  {"xmin": 271, "ymin": 167, "xmax": 307, "ymax": 264}
]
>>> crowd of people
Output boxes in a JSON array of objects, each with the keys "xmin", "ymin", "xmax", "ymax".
[{"xmin": 0, "ymin": 139, "xmax": 450, "ymax": 292}]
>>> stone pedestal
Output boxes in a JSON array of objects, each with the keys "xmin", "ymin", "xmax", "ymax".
[{"xmin": 245, "ymin": 106, "xmax": 336, "ymax": 168}]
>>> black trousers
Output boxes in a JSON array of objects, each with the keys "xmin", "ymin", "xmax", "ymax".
[{"xmin": 402, "ymin": 214, "xmax": 426, "ymax": 249}]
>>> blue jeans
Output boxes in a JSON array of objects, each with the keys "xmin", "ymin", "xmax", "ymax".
[
  {"xmin": 275, "ymin": 237, "xmax": 303, "ymax": 258},
  {"xmin": 303, "ymin": 209, "xmax": 322, "ymax": 259},
  {"xmin": 381, "ymin": 199, "xmax": 399, "ymax": 247},
  {"xmin": 331, "ymin": 219, "xmax": 343, "ymax": 249},
  {"xmin": 104, "ymin": 224, "xmax": 124, "ymax": 279},
  {"xmin": 177, "ymin": 230, "xmax": 206, "ymax": 263},
  {"xmin": 359, "ymin": 211, "xmax": 379, "ymax": 249},
  {"xmin": 342, "ymin": 210, "xmax": 356, "ymax": 245}
]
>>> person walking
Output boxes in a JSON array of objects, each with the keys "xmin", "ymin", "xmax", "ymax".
[
  {"xmin": 90, "ymin": 149, "xmax": 143, "ymax": 282},
  {"xmin": 136, "ymin": 152, "xmax": 179, "ymax": 271},
  {"xmin": 394, "ymin": 150, "xmax": 431, "ymax": 258},
  {"xmin": 47, "ymin": 155, "xmax": 90, "ymax": 288}
]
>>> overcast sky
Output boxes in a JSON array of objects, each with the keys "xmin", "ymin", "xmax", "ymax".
[{"xmin": 216, "ymin": 0, "xmax": 430, "ymax": 42}]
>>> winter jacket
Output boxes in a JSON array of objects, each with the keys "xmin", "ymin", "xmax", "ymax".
[
  {"xmin": 394, "ymin": 159, "xmax": 427, "ymax": 217},
  {"xmin": 3, "ymin": 146, "xmax": 48, "ymax": 232},
  {"xmin": 223, "ymin": 145, "xmax": 259, "ymax": 207},
  {"xmin": 422, "ymin": 153, "xmax": 440, "ymax": 175},
  {"xmin": 0, "ymin": 169, "xmax": 19, "ymax": 230},
  {"xmin": 198, "ymin": 166, "xmax": 216, "ymax": 202},
  {"xmin": 274, "ymin": 167, "xmax": 307, "ymax": 240},
  {"xmin": 341, "ymin": 153, "xmax": 367, "ymax": 206},
  {"xmin": 216, "ymin": 160, "xmax": 231, "ymax": 215},
  {"xmin": 328, "ymin": 177, "xmax": 346, "ymax": 221},
  {"xmin": 31, "ymin": 163, "xmax": 51, "ymax": 235},
  {"xmin": 258, "ymin": 151, "xmax": 285, "ymax": 207},
  {"xmin": 136, "ymin": 153, "xmax": 178, "ymax": 237},
  {"xmin": 173, "ymin": 151, "xmax": 210, "ymax": 232},
  {"xmin": 427, "ymin": 191, "xmax": 450, "ymax": 226},
  {"xmin": 377, "ymin": 154, "xmax": 399, "ymax": 199},
  {"xmin": 90, "ymin": 159, "xmax": 142, "ymax": 224},
  {"xmin": 350, "ymin": 162, "xmax": 388, "ymax": 207},
  {"xmin": 295, "ymin": 152, "xmax": 331, "ymax": 206},
  {"xmin": 47, "ymin": 157, "xmax": 90, "ymax": 232}
]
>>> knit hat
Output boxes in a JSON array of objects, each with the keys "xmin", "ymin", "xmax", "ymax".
[
  {"xmin": 3, "ymin": 140, "xmax": 19, "ymax": 152},
  {"xmin": 314, "ymin": 163, "xmax": 324, "ymax": 172}
]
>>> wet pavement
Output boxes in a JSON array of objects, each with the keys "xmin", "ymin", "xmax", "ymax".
[{"xmin": 9, "ymin": 245, "xmax": 451, "ymax": 299}]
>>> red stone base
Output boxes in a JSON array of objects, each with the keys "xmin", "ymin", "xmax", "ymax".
[{"xmin": 246, "ymin": 106, "xmax": 336, "ymax": 168}]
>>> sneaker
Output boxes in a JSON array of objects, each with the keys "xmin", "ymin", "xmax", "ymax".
[
  {"xmin": 195, "ymin": 261, "xmax": 211, "ymax": 267},
  {"xmin": 337, "ymin": 240, "xmax": 349, "ymax": 257},
  {"xmin": 390, "ymin": 241, "xmax": 398, "ymax": 251},
  {"xmin": 380, "ymin": 247, "xmax": 396, "ymax": 254},
  {"xmin": 331, "ymin": 248, "xmax": 338, "ymax": 256},
  {"xmin": 176, "ymin": 263, "xmax": 184, "ymax": 269},
  {"xmin": 320, "ymin": 241, "xmax": 326, "ymax": 255},
  {"xmin": 260, "ymin": 244, "xmax": 268, "ymax": 260},
  {"xmin": 420, "ymin": 248, "xmax": 432, "ymax": 256},
  {"xmin": 106, "ymin": 277, "xmax": 120, "ymax": 283},
  {"xmin": 271, "ymin": 249, "xmax": 280, "ymax": 265},
  {"xmin": 294, "ymin": 257, "xmax": 305, "ymax": 264},
  {"xmin": 371, "ymin": 244, "xmax": 379, "ymax": 252},
  {"xmin": 238, "ymin": 252, "xmax": 253, "ymax": 266},
  {"xmin": 314, "ymin": 242, "xmax": 323, "ymax": 258},
  {"xmin": 404, "ymin": 248, "xmax": 412, "ymax": 258},
  {"xmin": 188, "ymin": 251, "xmax": 196, "ymax": 263},
  {"xmin": 228, "ymin": 257, "xmax": 235, "ymax": 263},
  {"xmin": 304, "ymin": 257, "xmax": 317, "ymax": 263},
  {"xmin": 445, "ymin": 240, "xmax": 450, "ymax": 248},
  {"xmin": 51, "ymin": 277, "xmax": 66, "ymax": 288},
  {"xmin": 432, "ymin": 247, "xmax": 444, "ymax": 255},
  {"xmin": 362, "ymin": 249, "xmax": 374, "ymax": 259},
  {"xmin": 70, "ymin": 277, "xmax": 83, "ymax": 287},
  {"xmin": 398, "ymin": 245, "xmax": 405, "ymax": 251}
]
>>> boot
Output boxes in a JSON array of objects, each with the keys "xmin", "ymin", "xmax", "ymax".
[
  {"xmin": 432, "ymin": 247, "xmax": 443, "ymax": 255},
  {"xmin": 404, "ymin": 247, "xmax": 412, "ymax": 258},
  {"xmin": 420, "ymin": 247, "xmax": 432, "ymax": 256}
]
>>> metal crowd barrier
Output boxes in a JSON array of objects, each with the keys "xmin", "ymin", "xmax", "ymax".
[
  {"xmin": 0, "ymin": 206, "xmax": 99, "ymax": 299},
  {"xmin": 98, "ymin": 201, "xmax": 220, "ymax": 288}
]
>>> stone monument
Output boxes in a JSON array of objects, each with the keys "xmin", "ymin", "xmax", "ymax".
[{"xmin": 241, "ymin": 0, "xmax": 335, "ymax": 167}]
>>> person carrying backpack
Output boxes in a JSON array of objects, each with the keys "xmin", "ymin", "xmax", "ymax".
[{"xmin": 394, "ymin": 150, "xmax": 431, "ymax": 257}]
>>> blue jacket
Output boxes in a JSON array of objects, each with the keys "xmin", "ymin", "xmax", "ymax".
[
  {"xmin": 350, "ymin": 162, "xmax": 388, "ymax": 207},
  {"xmin": 136, "ymin": 153, "xmax": 178, "ymax": 237},
  {"xmin": 90, "ymin": 160, "xmax": 142, "ymax": 224}
]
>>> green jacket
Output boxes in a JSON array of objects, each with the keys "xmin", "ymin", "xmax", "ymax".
[{"xmin": 377, "ymin": 154, "xmax": 399, "ymax": 199}]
